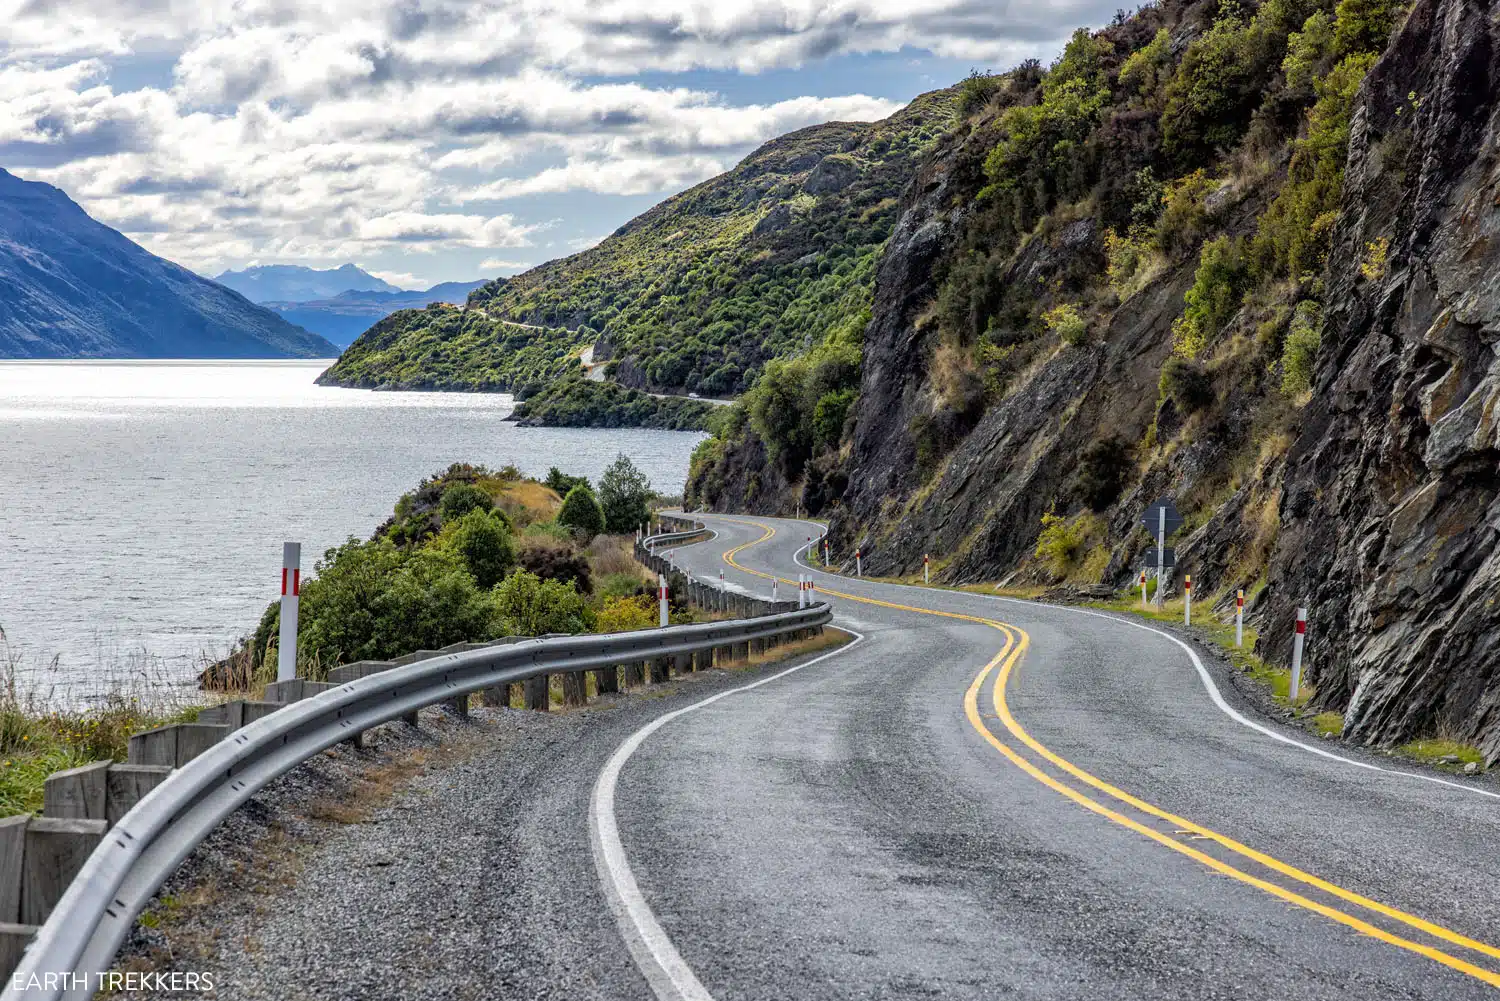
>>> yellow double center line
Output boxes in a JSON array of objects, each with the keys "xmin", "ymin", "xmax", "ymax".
[{"xmin": 715, "ymin": 517, "xmax": 1500, "ymax": 988}]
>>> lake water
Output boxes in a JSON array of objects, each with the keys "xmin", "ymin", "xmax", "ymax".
[{"xmin": 0, "ymin": 360, "xmax": 705, "ymax": 700}]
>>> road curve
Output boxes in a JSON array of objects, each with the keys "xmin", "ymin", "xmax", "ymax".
[{"xmin": 601, "ymin": 512, "xmax": 1500, "ymax": 999}]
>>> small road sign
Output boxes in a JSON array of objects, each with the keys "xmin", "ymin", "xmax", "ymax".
[
  {"xmin": 1141, "ymin": 497, "xmax": 1183, "ymax": 536},
  {"xmin": 1142, "ymin": 548, "xmax": 1176, "ymax": 569}
]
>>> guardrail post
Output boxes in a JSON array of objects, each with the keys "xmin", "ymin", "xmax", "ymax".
[
  {"xmin": 23, "ymin": 819, "xmax": 107, "ymax": 926},
  {"xmin": 446, "ymin": 692, "xmax": 471, "ymax": 718},
  {"xmin": 561, "ymin": 670, "xmax": 587, "ymax": 707},
  {"xmin": 278, "ymin": 541, "xmax": 301, "ymax": 682},
  {"xmin": 625, "ymin": 661, "xmax": 645, "ymax": 688},
  {"xmin": 649, "ymin": 657, "xmax": 670, "ymax": 684},
  {"xmin": 42, "ymin": 761, "xmax": 109, "ymax": 821},
  {"xmin": 0, "ymin": 816, "xmax": 24, "ymax": 923},
  {"xmin": 523, "ymin": 675, "xmax": 550, "ymax": 711},
  {"xmin": 596, "ymin": 664, "xmax": 620, "ymax": 695},
  {"xmin": 105, "ymin": 765, "xmax": 171, "ymax": 824}
]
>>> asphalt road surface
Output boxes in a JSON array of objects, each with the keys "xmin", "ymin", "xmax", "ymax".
[
  {"xmin": 196, "ymin": 512, "xmax": 1500, "ymax": 1000},
  {"xmin": 604, "ymin": 513, "xmax": 1500, "ymax": 1000}
]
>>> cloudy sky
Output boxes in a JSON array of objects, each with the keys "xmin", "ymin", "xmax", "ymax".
[{"xmin": 1, "ymin": 1, "xmax": 1117, "ymax": 289}]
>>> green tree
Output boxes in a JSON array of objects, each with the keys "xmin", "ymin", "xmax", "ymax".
[
  {"xmin": 438, "ymin": 482, "xmax": 492, "ymax": 524},
  {"xmin": 598, "ymin": 454, "xmax": 654, "ymax": 534},
  {"xmin": 545, "ymin": 467, "xmax": 591, "ymax": 497},
  {"xmin": 493, "ymin": 569, "xmax": 588, "ymax": 635},
  {"xmin": 556, "ymin": 485, "xmax": 606, "ymax": 541},
  {"xmin": 1333, "ymin": 0, "xmax": 1399, "ymax": 58},
  {"xmin": 439, "ymin": 509, "xmax": 516, "ymax": 588}
]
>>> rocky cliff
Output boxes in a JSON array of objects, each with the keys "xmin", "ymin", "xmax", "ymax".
[
  {"xmin": 1262, "ymin": 0, "xmax": 1500, "ymax": 759},
  {"xmin": 690, "ymin": 0, "xmax": 1500, "ymax": 758}
]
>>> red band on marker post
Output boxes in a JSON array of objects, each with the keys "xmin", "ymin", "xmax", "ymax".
[
  {"xmin": 281, "ymin": 567, "xmax": 288, "ymax": 596},
  {"xmin": 1295, "ymin": 619, "xmax": 1306, "ymax": 634}
]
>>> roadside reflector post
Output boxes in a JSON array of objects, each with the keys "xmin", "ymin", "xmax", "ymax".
[
  {"xmin": 1184, "ymin": 574, "xmax": 1192, "ymax": 626},
  {"xmin": 718, "ymin": 569, "xmax": 725, "ymax": 590},
  {"xmin": 856, "ymin": 549, "xmax": 862, "ymax": 577},
  {"xmin": 823, "ymin": 539, "xmax": 829, "ymax": 567},
  {"xmin": 797, "ymin": 574, "xmax": 804, "ymax": 608},
  {"xmin": 1235, "ymin": 590, "xmax": 1245, "ymax": 646},
  {"xmin": 924, "ymin": 554, "xmax": 930, "ymax": 585},
  {"xmin": 278, "ymin": 541, "xmax": 301, "ymax": 682},
  {"xmin": 1156, "ymin": 507, "xmax": 1166, "ymax": 610},
  {"xmin": 1290, "ymin": 606, "xmax": 1307, "ymax": 701},
  {"xmin": 1140, "ymin": 570, "xmax": 1147, "ymax": 609},
  {"xmin": 658, "ymin": 574, "xmax": 669, "ymax": 628},
  {"xmin": 771, "ymin": 577, "xmax": 778, "ymax": 602}
]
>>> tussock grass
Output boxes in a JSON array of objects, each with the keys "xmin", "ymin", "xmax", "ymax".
[{"xmin": 1400, "ymin": 738, "xmax": 1483, "ymax": 767}]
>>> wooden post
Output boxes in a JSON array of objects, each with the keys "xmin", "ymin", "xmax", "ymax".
[
  {"xmin": 446, "ymin": 693, "xmax": 470, "ymax": 717},
  {"xmin": 23, "ymin": 818, "xmax": 106, "ymax": 925},
  {"xmin": 596, "ymin": 664, "xmax": 620, "ymax": 695},
  {"xmin": 482, "ymin": 685, "xmax": 508, "ymax": 708},
  {"xmin": 649, "ymin": 657, "xmax": 671, "ymax": 684},
  {"xmin": 524, "ymin": 675, "xmax": 550, "ymax": 711},
  {"xmin": 625, "ymin": 661, "xmax": 646, "ymax": 688},
  {"xmin": 0, "ymin": 816, "xmax": 25, "ymax": 923},
  {"xmin": 42, "ymin": 761, "xmax": 109, "ymax": 821},
  {"xmin": 562, "ymin": 670, "xmax": 587, "ymax": 707}
]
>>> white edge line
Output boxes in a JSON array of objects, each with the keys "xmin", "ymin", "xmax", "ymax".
[
  {"xmin": 589, "ymin": 629, "xmax": 866, "ymax": 1001},
  {"xmin": 759, "ymin": 516, "xmax": 1500, "ymax": 804}
]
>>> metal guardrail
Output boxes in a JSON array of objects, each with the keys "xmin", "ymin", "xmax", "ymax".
[{"xmin": 6, "ymin": 603, "xmax": 829, "ymax": 1000}]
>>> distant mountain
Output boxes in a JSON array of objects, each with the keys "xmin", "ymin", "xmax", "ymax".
[
  {"xmin": 0, "ymin": 170, "xmax": 337, "ymax": 359},
  {"xmin": 214, "ymin": 263, "xmax": 401, "ymax": 303},
  {"xmin": 262, "ymin": 281, "xmax": 487, "ymax": 348}
]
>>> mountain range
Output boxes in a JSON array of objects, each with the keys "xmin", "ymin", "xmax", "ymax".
[
  {"xmin": 0, "ymin": 169, "xmax": 335, "ymax": 359},
  {"xmin": 214, "ymin": 263, "xmax": 402, "ymax": 302},
  {"xmin": 259, "ymin": 281, "xmax": 487, "ymax": 348}
]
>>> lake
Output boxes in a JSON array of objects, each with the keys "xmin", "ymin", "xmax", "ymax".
[{"xmin": 0, "ymin": 360, "xmax": 705, "ymax": 701}]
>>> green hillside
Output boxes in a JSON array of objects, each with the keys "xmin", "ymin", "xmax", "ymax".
[{"xmin": 318, "ymin": 89, "xmax": 953, "ymax": 397}]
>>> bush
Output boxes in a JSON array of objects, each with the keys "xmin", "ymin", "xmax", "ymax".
[
  {"xmin": 1173, "ymin": 237, "xmax": 1247, "ymax": 356},
  {"xmin": 296, "ymin": 539, "xmax": 494, "ymax": 669},
  {"xmin": 812, "ymin": 389, "xmax": 856, "ymax": 452},
  {"xmin": 517, "ymin": 536, "xmax": 594, "ymax": 593},
  {"xmin": 598, "ymin": 454, "xmax": 654, "ymax": 535},
  {"xmin": 956, "ymin": 69, "xmax": 1004, "ymax": 118},
  {"xmin": 595, "ymin": 594, "xmax": 657, "ymax": 632},
  {"xmin": 1035, "ymin": 513, "xmax": 1086, "ymax": 576},
  {"xmin": 1159, "ymin": 357, "xmax": 1215, "ymax": 413},
  {"xmin": 438, "ymin": 509, "xmax": 516, "ymax": 589},
  {"xmin": 1043, "ymin": 303, "xmax": 1089, "ymax": 346},
  {"xmin": 1073, "ymin": 436, "xmax": 1132, "ymax": 510},
  {"xmin": 1119, "ymin": 28, "xmax": 1172, "ymax": 97},
  {"xmin": 438, "ymin": 482, "xmax": 493, "ymax": 524},
  {"xmin": 1333, "ymin": 0, "xmax": 1400, "ymax": 58},
  {"xmin": 545, "ymin": 468, "xmax": 591, "ymax": 497},
  {"xmin": 1281, "ymin": 302, "xmax": 1323, "ymax": 395},
  {"xmin": 492, "ymin": 569, "xmax": 589, "ymax": 635},
  {"xmin": 557, "ymin": 485, "xmax": 606, "ymax": 541}
]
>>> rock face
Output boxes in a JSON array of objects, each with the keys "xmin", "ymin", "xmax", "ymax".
[
  {"xmin": 0, "ymin": 170, "xmax": 335, "ymax": 359},
  {"xmin": 1262, "ymin": 0, "xmax": 1500, "ymax": 760}
]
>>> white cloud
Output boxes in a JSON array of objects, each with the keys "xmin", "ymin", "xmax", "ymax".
[
  {"xmin": 0, "ymin": 0, "xmax": 1113, "ymax": 273},
  {"xmin": 479, "ymin": 257, "xmax": 531, "ymax": 270}
]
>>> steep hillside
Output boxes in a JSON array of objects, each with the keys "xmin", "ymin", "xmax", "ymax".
[
  {"xmin": 0, "ymin": 170, "xmax": 335, "ymax": 359},
  {"xmin": 689, "ymin": 0, "xmax": 1500, "ymax": 756},
  {"xmin": 215, "ymin": 264, "xmax": 400, "ymax": 302},
  {"xmin": 318, "ymin": 91, "xmax": 953, "ymax": 396}
]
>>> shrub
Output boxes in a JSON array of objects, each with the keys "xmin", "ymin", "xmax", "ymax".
[
  {"xmin": 1283, "ymin": 11, "xmax": 1335, "ymax": 93},
  {"xmin": 1332, "ymin": 0, "xmax": 1400, "ymax": 58},
  {"xmin": 517, "ymin": 536, "xmax": 594, "ymax": 594},
  {"xmin": 438, "ymin": 482, "xmax": 493, "ymax": 524},
  {"xmin": 812, "ymin": 389, "xmax": 856, "ymax": 452},
  {"xmin": 595, "ymin": 594, "xmax": 657, "ymax": 633},
  {"xmin": 1359, "ymin": 236, "xmax": 1389, "ymax": 281},
  {"xmin": 1173, "ymin": 237, "xmax": 1247, "ymax": 356},
  {"xmin": 598, "ymin": 454, "xmax": 654, "ymax": 534},
  {"xmin": 1035, "ymin": 513, "xmax": 1086, "ymax": 576},
  {"xmin": 438, "ymin": 509, "xmax": 516, "ymax": 589},
  {"xmin": 957, "ymin": 69, "xmax": 1004, "ymax": 118},
  {"xmin": 492, "ymin": 569, "xmax": 589, "ymax": 635},
  {"xmin": 545, "ymin": 467, "xmax": 591, "ymax": 498},
  {"xmin": 1043, "ymin": 303, "xmax": 1089, "ymax": 346},
  {"xmin": 296, "ymin": 539, "xmax": 494, "ymax": 669},
  {"xmin": 1159, "ymin": 356, "xmax": 1215, "ymax": 413},
  {"xmin": 1119, "ymin": 28, "xmax": 1173, "ymax": 98},
  {"xmin": 1153, "ymin": 170, "xmax": 1217, "ymax": 258},
  {"xmin": 1073, "ymin": 436, "xmax": 1133, "ymax": 510},
  {"xmin": 557, "ymin": 485, "xmax": 606, "ymax": 541},
  {"xmin": 1281, "ymin": 301, "xmax": 1323, "ymax": 395}
]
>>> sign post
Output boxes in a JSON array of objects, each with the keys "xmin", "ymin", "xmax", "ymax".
[
  {"xmin": 1141, "ymin": 498, "xmax": 1182, "ymax": 610},
  {"xmin": 278, "ymin": 542, "xmax": 301, "ymax": 682}
]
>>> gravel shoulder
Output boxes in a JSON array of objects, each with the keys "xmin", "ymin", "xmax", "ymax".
[{"xmin": 120, "ymin": 644, "xmax": 847, "ymax": 1001}]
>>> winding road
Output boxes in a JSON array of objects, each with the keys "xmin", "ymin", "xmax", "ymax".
[
  {"xmin": 192, "ymin": 511, "xmax": 1500, "ymax": 999},
  {"xmin": 598, "ymin": 512, "xmax": 1500, "ymax": 1000}
]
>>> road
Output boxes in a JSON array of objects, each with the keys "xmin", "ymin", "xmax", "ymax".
[
  {"xmin": 601, "ymin": 513, "xmax": 1500, "ymax": 999},
  {"xmin": 188, "ymin": 512, "xmax": 1500, "ymax": 999}
]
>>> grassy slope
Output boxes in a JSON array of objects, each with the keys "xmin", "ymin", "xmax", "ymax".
[{"xmin": 319, "ymin": 89, "xmax": 954, "ymax": 396}]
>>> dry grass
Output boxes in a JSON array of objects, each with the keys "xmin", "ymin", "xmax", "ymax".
[
  {"xmin": 588, "ymin": 534, "xmax": 642, "ymax": 578},
  {"xmin": 735, "ymin": 627, "xmax": 852, "ymax": 670},
  {"xmin": 494, "ymin": 479, "xmax": 563, "ymax": 527}
]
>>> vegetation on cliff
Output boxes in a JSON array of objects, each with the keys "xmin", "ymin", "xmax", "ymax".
[
  {"xmin": 509, "ymin": 376, "xmax": 719, "ymax": 431},
  {"xmin": 319, "ymin": 91, "xmax": 953, "ymax": 398}
]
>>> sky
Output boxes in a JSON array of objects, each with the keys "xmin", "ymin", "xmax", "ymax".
[{"xmin": 0, "ymin": 1, "xmax": 1122, "ymax": 290}]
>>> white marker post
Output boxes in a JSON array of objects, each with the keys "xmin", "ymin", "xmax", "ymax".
[
  {"xmin": 855, "ymin": 549, "xmax": 862, "ymax": 578},
  {"xmin": 1155, "ymin": 507, "xmax": 1166, "ymax": 610},
  {"xmin": 823, "ymin": 540, "xmax": 829, "ymax": 568},
  {"xmin": 1140, "ymin": 570, "xmax": 1148, "ymax": 609},
  {"xmin": 1290, "ymin": 606, "xmax": 1307, "ymax": 701},
  {"xmin": 924, "ymin": 554, "xmax": 930, "ymax": 585},
  {"xmin": 658, "ymin": 574, "xmax": 669, "ymax": 628},
  {"xmin": 718, "ymin": 569, "xmax": 725, "ymax": 589},
  {"xmin": 1183, "ymin": 574, "xmax": 1192, "ymax": 625},
  {"xmin": 1235, "ymin": 590, "xmax": 1245, "ymax": 647},
  {"xmin": 797, "ymin": 574, "xmax": 805, "ymax": 608},
  {"xmin": 277, "ymin": 541, "xmax": 301, "ymax": 682},
  {"xmin": 771, "ymin": 577, "xmax": 778, "ymax": 602}
]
